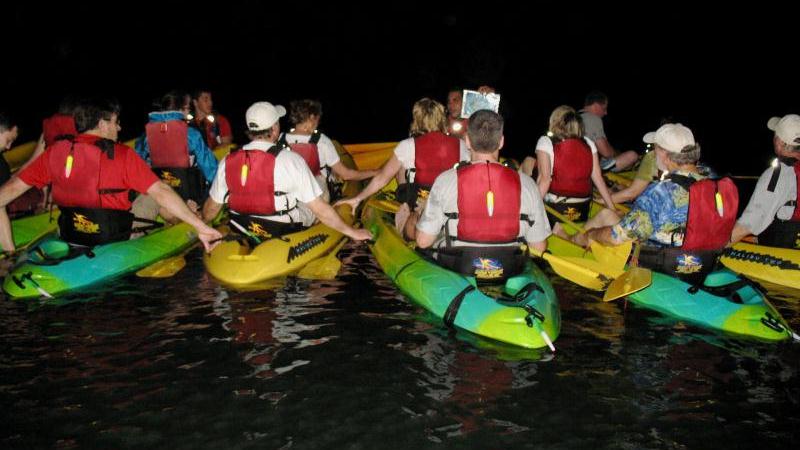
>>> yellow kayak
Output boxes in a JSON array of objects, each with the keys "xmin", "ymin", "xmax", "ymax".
[{"xmin": 203, "ymin": 180, "xmax": 358, "ymax": 287}]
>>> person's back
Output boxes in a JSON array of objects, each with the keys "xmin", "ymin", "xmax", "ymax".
[
  {"xmin": 415, "ymin": 110, "xmax": 551, "ymax": 281},
  {"xmin": 138, "ymin": 90, "xmax": 218, "ymax": 204},
  {"xmin": 203, "ymin": 101, "xmax": 371, "ymax": 243}
]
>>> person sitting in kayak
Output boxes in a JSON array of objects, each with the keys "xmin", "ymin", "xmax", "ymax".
[
  {"xmin": 580, "ymin": 91, "xmax": 639, "ymax": 172},
  {"xmin": 336, "ymin": 98, "xmax": 469, "ymax": 240},
  {"xmin": 567, "ymin": 123, "xmax": 738, "ymax": 283},
  {"xmin": 729, "ymin": 114, "xmax": 800, "ymax": 249},
  {"xmin": 0, "ymin": 97, "xmax": 222, "ymax": 253},
  {"xmin": 201, "ymin": 101, "xmax": 371, "ymax": 243},
  {"xmin": 534, "ymin": 105, "xmax": 616, "ymax": 226},
  {"xmin": 0, "ymin": 112, "xmax": 40, "ymax": 218},
  {"xmin": 415, "ymin": 110, "xmax": 551, "ymax": 281},
  {"xmin": 611, "ymin": 119, "xmax": 719, "ymax": 204},
  {"xmin": 278, "ymin": 99, "xmax": 377, "ymax": 202},
  {"xmin": 134, "ymin": 90, "xmax": 218, "ymax": 208},
  {"xmin": 189, "ymin": 89, "xmax": 233, "ymax": 150}
]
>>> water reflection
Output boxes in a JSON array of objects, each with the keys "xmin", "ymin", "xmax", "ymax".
[{"xmin": 0, "ymin": 245, "xmax": 797, "ymax": 449}]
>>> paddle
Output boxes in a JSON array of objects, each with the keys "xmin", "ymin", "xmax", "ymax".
[
  {"xmin": 297, "ymin": 237, "xmax": 349, "ymax": 280},
  {"xmin": 603, "ymin": 243, "xmax": 650, "ymax": 302},
  {"xmin": 544, "ymin": 203, "xmax": 652, "ymax": 296},
  {"xmin": 135, "ymin": 244, "xmax": 195, "ymax": 278}
]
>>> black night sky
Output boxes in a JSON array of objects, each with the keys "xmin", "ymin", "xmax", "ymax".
[{"xmin": 4, "ymin": 2, "xmax": 798, "ymax": 176}]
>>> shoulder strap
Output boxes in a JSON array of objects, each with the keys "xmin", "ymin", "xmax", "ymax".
[
  {"xmin": 665, "ymin": 173, "xmax": 696, "ymax": 191},
  {"xmin": 310, "ymin": 130, "xmax": 322, "ymax": 144},
  {"xmin": 767, "ymin": 163, "xmax": 781, "ymax": 193}
]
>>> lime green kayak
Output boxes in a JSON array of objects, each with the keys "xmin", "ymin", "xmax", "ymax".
[
  {"xmin": 362, "ymin": 198, "xmax": 560, "ymax": 350},
  {"xmin": 3, "ymin": 222, "xmax": 197, "ymax": 299},
  {"xmin": 10, "ymin": 210, "xmax": 59, "ymax": 250}
]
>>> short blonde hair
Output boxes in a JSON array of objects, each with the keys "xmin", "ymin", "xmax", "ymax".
[
  {"xmin": 548, "ymin": 105, "xmax": 584, "ymax": 141},
  {"xmin": 409, "ymin": 98, "xmax": 447, "ymax": 137}
]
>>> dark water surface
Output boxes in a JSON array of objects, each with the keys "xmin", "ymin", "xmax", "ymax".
[{"xmin": 2, "ymin": 246, "xmax": 798, "ymax": 449}]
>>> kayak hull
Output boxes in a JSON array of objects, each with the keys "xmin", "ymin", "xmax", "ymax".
[
  {"xmin": 363, "ymin": 200, "xmax": 560, "ymax": 349},
  {"xmin": 721, "ymin": 242, "xmax": 800, "ymax": 291},
  {"xmin": 3, "ymin": 222, "xmax": 197, "ymax": 299}
]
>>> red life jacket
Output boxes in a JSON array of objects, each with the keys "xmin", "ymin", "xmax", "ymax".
[
  {"xmin": 225, "ymin": 145, "xmax": 286, "ymax": 215},
  {"xmin": 146, "ymin": 120, "xmax": 190, "ymax": 168},
  {"xmin": 47, "ymin": 136, "xmax": 131, "ymax": 210},
  {"xmin": 549, "ymin": 137, "xmax": 593, "ymax": 197},
  {"xmin": 455, "ymin": 162, "xmax": 521, "ymax": 243},
  {"xmin": 669, "ymin": 174, "xmax": 738, "ymax": 251},
  {"xmin": 42, "ymin": 114, "xmax": 77, "ymax": 147},
  {"xmin": 283, "ymin": 131, "xmax": 322, "ymax": 176},
  {"xmin": 413, "ymin": 132, "xmax": 461, "ymax": 186}
]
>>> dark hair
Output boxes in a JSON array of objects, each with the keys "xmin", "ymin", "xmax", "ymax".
[
  {"xmin": 246, "ymin": 129, "xmax": 274, "ymax": 140},
  {"xmin": 153, "ymin": 90, "xmax": 189, "ymax": 111},
  {"xmin": 447, "ymin": 86, "xmax": 463, "ymax": 95},
  {"xmin": 467, "ymin": 110, "xmax": 504, "ymax": 153},
  {"xmin": 57, "ymin": 95, "xmax": 80, "ymax": 116},
  {"xmin": 191, "ymin": 88, "xmax": 211, "ymax": 101},
  {"xmin": 74, "ymin": 98, "xmax": 121, "ymax": 133},
  {"xmin": 0, "ymin": 111, "xmax": 17, "ymax": 133},
  {"xmin": 289, "ymin": 99, "xmax": 322, "ymax": 126},
  {"xmin": 584, "ymin": 90, "xmax": 608, "ymax": 107}
]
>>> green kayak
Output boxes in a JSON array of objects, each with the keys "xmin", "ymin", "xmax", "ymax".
[
  {"xmin": 362, "ymin": 198, "xmax": 560, "ymax": 350},
  {"xmin": 3, "ymin": 222, "xmax": 197, "ymax": 299}
]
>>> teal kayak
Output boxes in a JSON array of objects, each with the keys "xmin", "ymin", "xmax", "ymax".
[
  {"xmin": 545, "ymin": 235, "xmax": 795, "ymax": 342},
  {"xmin": 362, "ymin": 198, "xmax": 560, "ymax": 350},
  {"xmin": 3, "ymin": 222, "xmax": 197, "ymax": 299}
]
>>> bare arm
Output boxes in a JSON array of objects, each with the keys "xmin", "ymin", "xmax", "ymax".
[
  {"xmin": 590, "ymin": 152, "xmax": 616, "ymax": 210},
  {"xmin": 415, "ymin": 229, "xmax": 437, "ymax": 249},
  {"xmin": 334, "ymin": 155, "xmax": 403, "ymax": 210},
  {"xmin": 611, "ymin": 178, "xmax": 650, "ymax": 204},
  {"xmin": 330, "ymin": 161, "xmax": 378, "ymax": 181},
  {"xmin": 0, "ymin": 178, "xmax": 35, "ymax": 252},
  {"xmin": 202, "ymin": 197, "xmax": 224, "ymax": 224},
  {"xmin": 535, "ymin": 151, "xmax": 552, "ymax": 199},
  {"xmin": 594, "ymin": 137, "xmax": 616, "ymax": 159},
  {"xmin": 729, "ymin": 223, "xmax": 752, "ymax": 246},
  {"xmin": 528, "ymin": 240, "xmax": 547, "ymax": 253},
  {"xmin": 305, "ymin": 197, "xmax": 371, "ymax": 241},
  {"xmin": 147, "ymin": 181, "xmax": 222, "ymax": 252}
]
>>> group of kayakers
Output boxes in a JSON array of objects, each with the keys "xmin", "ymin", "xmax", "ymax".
[{"xmin": 1, "ymin": 88, "xmax": 799, "ymax": 287}]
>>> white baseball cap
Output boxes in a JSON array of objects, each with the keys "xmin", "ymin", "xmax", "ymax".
[
  {"xmin": 643, "ymin": 123, "xmax": 696, "ymax": 153},
  {"xmin": 245, "ymin": 101, "xmax": 286, "ymax": 131},
  {"xmin": 767, "ymin": 114, "xmax": 800, "ymax": 145}
]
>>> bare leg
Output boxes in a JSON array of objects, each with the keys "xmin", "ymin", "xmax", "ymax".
[
  {"xmin": 583, "ymin": 207, "xmax": 621, "ymax": 231},
  {"xmin": 612, "ymin": 151, "xmax": 640, "ymax": 172},
  {"xmin": 403, "ymin": 211, "xmax": 420, "ymax": 241}
]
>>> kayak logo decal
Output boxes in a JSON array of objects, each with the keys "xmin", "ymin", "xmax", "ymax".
[
  {"xmin": 472, "ymin": 257, "xmax": 503, "ymax": 279},
  {"xmin": 287, "ymin": 234, "xmax": 329, "ymax": 263},
  {"xmin": 564, "ymin": 206, "xmax": 582, "ymax": 221},
  {"xmin": 160, "ymin": 170, "xmax": 182, "ymax": 187},
  {"xmin": 722, "ymin": 248, "xmax": 800, "ymax": 271},
  {"xmin": 675, "ymin": 254, "xmax": 703, "ymax": 274},
  {"xmin": 248, "ymin": 222, "xmax": 272, "ymax": 240},
  {"xmin": 73, "ymin": 213, "xmax": 100, "ymax": 234}
]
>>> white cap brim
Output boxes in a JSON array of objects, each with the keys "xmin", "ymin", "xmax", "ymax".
[
  {"xmin": 275, "ymin": 105, "xmax": 286, "ymax": 118},
  {"xmin": 642, "ymin": 131, "xmax": 657, "ymax": 144},
  {"xmin": 767, "ymin": 116, "xmax": 781, "ymax": 131}
]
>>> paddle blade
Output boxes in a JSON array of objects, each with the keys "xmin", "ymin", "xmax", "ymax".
[
  {"xmin": 136, "ymin": 255, "xmax": 187, "ymax": 278},
  {"xmin": 297, "ymin": 238, "xmax": 348, "ymax": 280},
  {"xmin": 603, "ymin": 267, "xmax": 652, "ymax": 302},
  {"xmin": 590, "ymin": 240, "xmax": 631, "ymax": 272}
]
